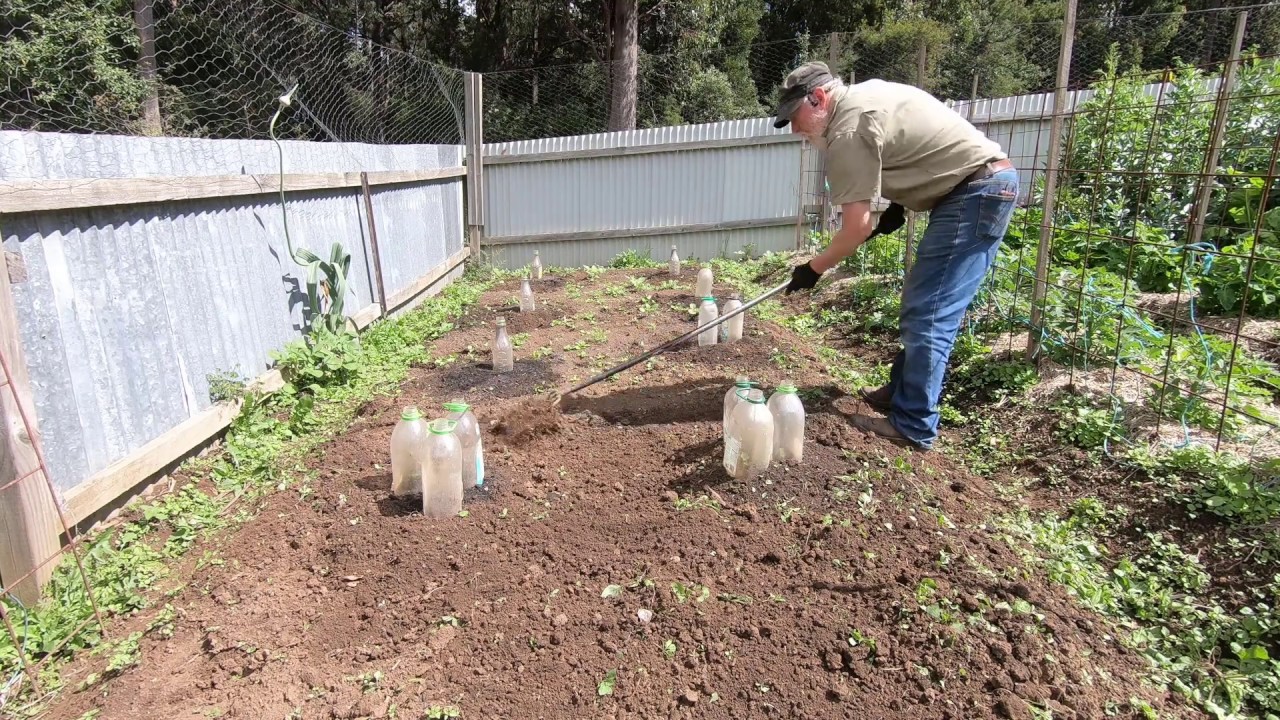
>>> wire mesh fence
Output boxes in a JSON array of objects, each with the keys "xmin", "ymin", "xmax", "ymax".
[
  {"xmin": 968, "ymin": 7, "xmax": 1280, "ymax": 455},
  {"xmin": 0, "ymin": 0, "xmax": 466, "ymax": 146}
]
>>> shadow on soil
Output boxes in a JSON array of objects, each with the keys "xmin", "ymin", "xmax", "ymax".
[
  {"xmin": 562, "ymin": 378, "xmax": 724, "ymax": 425},
  {"xmin": 371, "ymin": 474, "xmax": 503, "ymax": 518},
  {"xmin": 564, "ymin": 379, "xmax": 860, "ymax": 428},
  {"xmin": 432, "ymin": 360, "xmax": 558, "ymax": 399}
]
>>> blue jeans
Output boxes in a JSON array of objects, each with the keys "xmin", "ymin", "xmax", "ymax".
[{"xmin": 884, "ymin": 168, "xmax": 1019, "ymax": 448}]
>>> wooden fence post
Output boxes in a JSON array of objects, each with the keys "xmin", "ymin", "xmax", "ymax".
[
  {"xmin": 0, "ymin": 252, "xmax": 61, "ymax": 606},
  {"xmin": 1187, "ymin": 10, "xmax": 1249, "ymax": 249},
  {"xmin": 1027, "ymin": 0, "xmax": 1079, "ymax": 359},
  {"xmin": 464, "ymin": 72, "xmax": 486, "ymax": 261},
  {"xmin": 359, "ymin": 172, "xmax": 389, "ymax": 318},
  {"xmin": 819, "ymin": 31, "xmax": 843, "ymax": 233},
  {"xmin": 967, "ymin": 71, "xmax": 980, "ymax": 122}
]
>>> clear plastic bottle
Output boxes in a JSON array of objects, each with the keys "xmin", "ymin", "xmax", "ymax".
[
  {"xmin": 696, "ymin": 266, "xmax": 714, "ymax": 297},
  {"xmin": 767, "ymin": 382, "xmax": 805, "ymax": 463},
  {"xmin": 697, "ymin": 296, "xmax": 719, "ymax": 346},
  {"xmin": 723, "ymin": 376, "xmax": 753, "ymax": 435},
  {"xmin": 390, "ymin": 406, "xmax": 428, "ymax": 497},
  {"xmin": 519, "ymin": 277, "xmax": 536, "ymax": 312},
  {"xmin": 444, "ymin": 399, "xmax": 484, "ymax": 487},
  {"xmin": 531, "ymin": 251, "xmax": 543, "ymax": 280},
  {"xmin": 492, "ymin": 317, "xmax": 514, "ymax": 372},
  {"xmin": 669, "ymin": 245, "xmax": 681, "ymax": 276},
  {"xmin": 423, "ymin": 418, "xmax": 463, "ymax": 519},
  {"xmin": 724, "ymin": 388, "xmax": 774, "ymax": 480},
  {"xmin": 720, "ymin": 294, "xmax": 743, "ymax": 343}
]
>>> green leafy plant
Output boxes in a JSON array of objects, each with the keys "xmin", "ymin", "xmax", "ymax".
[
  {"xmin": 610, "ymin": 249, "xmax": 657, "ymax": 268},
  {"xmin": 269, "ymin": 85, "xmax": 354, "ymax": 335},
  {"xmin": 206, "ymin": 369, "xmax": 248, "ymax": 403},
  {"xmin": 1003, "ymin": 497, "xmax": 1280, "ymax": 717},
  {"xmin": 597, "ymin": 669, "xmax": 618, "ymax": 696}
]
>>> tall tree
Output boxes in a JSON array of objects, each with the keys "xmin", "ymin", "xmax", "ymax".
[
  {"xmin": 607, "ymin": 0, "xmax": 638, "ymax": 129},
  {"xmin": 134, "ymin": 0, "xmax": 162, "ymax": 134}
]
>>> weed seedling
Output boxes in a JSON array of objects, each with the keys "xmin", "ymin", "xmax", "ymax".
[
  {"xmin": 597, "ymin": 669, "xmax": 618, "ymax": 696},
  {"xmin": 672, "ymin": 494, "xmax": 721, "ymax": 512}
]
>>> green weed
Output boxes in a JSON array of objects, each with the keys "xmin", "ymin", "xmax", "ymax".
[
  {"xmin": 1002, "ymin": 497, "xmax": 1280, "ymax": 718},
  {"xmin": 610, "ymin": 249, "xmax": 657, "ymax": 268}
]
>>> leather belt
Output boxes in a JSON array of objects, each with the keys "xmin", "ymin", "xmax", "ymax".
[{"xmin": 962, "ymin": 158, "xmax": 1015, "ymax": 185}]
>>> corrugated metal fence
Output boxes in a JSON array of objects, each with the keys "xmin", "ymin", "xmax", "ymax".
[
  {"xmin": 0, "ymin": 132, "xmax": 464, "ymax": 497},
  {"xmin": 480, "ymin": 118, "xmax": 809, "ymax": 269}
]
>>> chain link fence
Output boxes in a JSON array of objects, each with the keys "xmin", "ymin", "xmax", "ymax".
[{"xmin": 1, "ymin": 0, "xmax": 466, "ymax": 146}]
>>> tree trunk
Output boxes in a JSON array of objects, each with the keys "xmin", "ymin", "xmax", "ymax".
[
  {"xmin": 531, "ymin": 0, "xmax": 540, "ymax": 106},
  {"xmin": 134, "ymin": 0, "xmax": 162, "ymax": 135},
  {"xmin": 607, "ymin": 0, "xmax": 637, "ymax": 131}
]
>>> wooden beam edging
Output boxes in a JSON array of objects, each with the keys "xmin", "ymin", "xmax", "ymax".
[
  {"xmin": 483, "ymin": 216, "xmax": 800, "ymax": 247},
  {"xmin": 0, "ymin": 167, "xmax": 467, "ymax": 214},
  {"xmin": 62, "ymin": 246, "xmax": 471, "ymax": 527},
  {"xmin": 483, "ymin": 134, "xmax": 802, "ymax": 166}
]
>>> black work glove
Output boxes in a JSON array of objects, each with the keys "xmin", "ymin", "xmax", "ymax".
[
  {"xmin": 870, "ymin": 202, "xmax": 906, "ymax": 239},
  {"xmin": 786, "ymin": 262, "xmax": 822, "ymax": 294}
]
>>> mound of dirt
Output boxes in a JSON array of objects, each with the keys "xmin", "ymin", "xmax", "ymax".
[{"xmin": 487, "ymin": 394, "xmax": 563, "ymax": 443}]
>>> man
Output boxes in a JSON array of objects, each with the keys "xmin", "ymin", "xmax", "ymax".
[{"xmin": 776, "ymin": 61, "xmax": 1019, "ymax": 451}]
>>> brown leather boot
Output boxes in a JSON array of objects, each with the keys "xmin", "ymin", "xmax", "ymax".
[
  {"xmin": 858, "ymin": 384, "xmax": 892, "ymax": 413},
  {"xmin": 850, "ymin": 414, "xmax": 927, "ymax": 451}
]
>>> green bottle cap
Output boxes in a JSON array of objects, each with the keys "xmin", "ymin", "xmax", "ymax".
[
  {"xmin": 735, "ymin": 378, "xmax": 752, "ymax": 388},
  {"xmin": 777, "ymin": 383, "xmax": 798, "ymax": 394},
  {"xmin": 428, "ymin": 419, "xmax": 458, "ymax": 435},
  {"xmin": 443, "ymin": 401, "xmax": 470, "ymax": 413},
  {"xmin": 401, "ymin": 406, "xmax": 422, "ymax": 421},
  {"xmin": 701, "ymin": 296, "xmax": 716, "ymax": 303}
]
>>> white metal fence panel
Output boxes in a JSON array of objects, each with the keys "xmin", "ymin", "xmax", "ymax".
[{"xmin": 0, "ymin": 132, "xmax": 464, "ymax": 493}]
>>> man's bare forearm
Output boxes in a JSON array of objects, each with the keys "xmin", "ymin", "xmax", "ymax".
[{"xmin": 811, "ymin": 222, "xmax": 871, "ymax": 273}]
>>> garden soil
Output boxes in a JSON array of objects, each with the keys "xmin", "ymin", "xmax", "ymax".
[{"xmin": 47, "ymin": 269, "xmax": 1187, "ymax": 720}]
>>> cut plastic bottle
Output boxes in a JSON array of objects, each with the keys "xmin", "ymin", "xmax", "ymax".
[
  {"xmin": 669, "ymin": 245, "xmax": 681, "ymax": 276},
  {"xmin": 723, "ymin": 376, "xmax": 753, "ymax": 435},
  {"xmin": 444, "ymin": 399, "xmax": 484, "ymax": 487},
  {"xmin": 698, "ymin": 296, "xmax": 719, "ymax": 346},
  {"xmin": 390, "ymin": 406, "xmax": 428, "ymax": 497},
  {"xmin": 721, "ymin": 294, "xmax": 743, "ymax": 343},
  {"xmin": 519, "ymin": 277, "xmax": 536, "ymax": 312},
  {"xmin": 422, "ymin": 418, "xmax": 463, "ymax": 519},
  {"xmin": 724, "ymin": 388, "xmax": 773, "ymax": 480},
  {"xmin": 696, "ymin": 266, "xmax": 714, "ymax": 297},
  {"xmin": 492, "ymin": 317, "xmax": 514, "ymax": 372},
  {"xmin": 531, "ymin": 251, "xmax": 543, "ymax": 280},
  {"xmin": 767, "ymin": 382, "xmax": 805, "ymax": 463}
]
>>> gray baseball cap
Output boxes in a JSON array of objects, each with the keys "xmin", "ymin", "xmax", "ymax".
[{"xmin": 773, "ymin": 61, "xmax": 836, "ymax": 128}]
